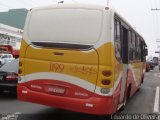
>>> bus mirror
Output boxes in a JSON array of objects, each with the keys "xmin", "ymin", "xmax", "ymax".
[{"xmin": 145, "ymin": 49, "xmax": 148, "ymax": 56}]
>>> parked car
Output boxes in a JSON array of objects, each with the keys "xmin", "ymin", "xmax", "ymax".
[
  {"xmin": 146, "ymin": 62, "xmax": 150, "ymax": 72},
  {"xmin": 153, "ymin": 57, "xmax": 159, "ymax": 66},
  {"xmin": 0, "ymin": 59, "xmax": 19, "ymax": 93},
  {"xmin": 148, "ymin": 60, "xmax": 155, "ymax": 70},
  {"xmin": 0, "ymin": 53, "xmax": 14, "ymax": 65}
]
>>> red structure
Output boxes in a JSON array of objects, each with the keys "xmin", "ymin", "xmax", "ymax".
[{"xmin": 0, "ymin": 45, "xmax": 19, "ymax": 58}]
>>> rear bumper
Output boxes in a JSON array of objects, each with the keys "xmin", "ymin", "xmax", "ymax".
[
  {"xmin": 17, "ymin": 85, "xmax": 118, "ymax": 115},
  {"xmin": 0, "ymin": 83, "xmax": 17, "ymax": 91}
]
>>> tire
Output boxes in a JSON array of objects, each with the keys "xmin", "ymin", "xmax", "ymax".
[
  {"xmin": 137, "ymin": 87, "xmax": 141, "ymax": 92},
  {"xmin": 137, "ymin": 76, "xmax": 144, "ymax": 92},
  {"xmin": 119, "ymin": 94, "xmax": 127, "ymax": 111},
  {"xmin": 119, "ymin": 85, "xmax": 131, "ymax": 111}
]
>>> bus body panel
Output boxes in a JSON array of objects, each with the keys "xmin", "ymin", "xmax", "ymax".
[
  {"xmin": 23, "ymin": 43, "xmax": 99, "ymax": 97},
  {"xmin": 18, "ymin": 40, "xmax": 117, "ymax": 115},
  {"xmin": 19, "ymin": 40, "xmax": 115, "ymax": 97}
]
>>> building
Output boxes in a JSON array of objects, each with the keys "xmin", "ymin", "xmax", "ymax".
[
  {"xmin": 0, "ymin": 23, "xmax": 23, "ymax": 49},
  {"xmin": 0, "ymin": 8, "xmax": 28, "ymax": 49}
]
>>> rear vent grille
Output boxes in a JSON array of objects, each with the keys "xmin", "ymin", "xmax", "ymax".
[{"xmin": 32, "ymin": 42, "xmax": 93, "ymax": 50}]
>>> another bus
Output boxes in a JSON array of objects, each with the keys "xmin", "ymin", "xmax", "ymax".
[{"xmin": 18, "ymin": 3, "xmax": 148, "ymax": 115}]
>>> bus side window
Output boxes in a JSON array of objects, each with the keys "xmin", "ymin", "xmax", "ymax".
[
  {"xmin": 141, "ymin": 40, "xmax": 147, "ymax": 62},
  {"xmin": 114, "ymin": 19, "xmax": 122, "ymax": 62},
  {"xmin": 135, "ymin": 36, "xmax": 141, "ymax": 60},
  {"xmin": 140, "ymin": 40, "xmax": 144, "ymax": 62},
  {"xmin": 129, "ymin": 31, "xmax": 135, "ymax": 61},
  {"xmin": 128, "ymin": 30, "xmax": 133, "ymax": 62}
]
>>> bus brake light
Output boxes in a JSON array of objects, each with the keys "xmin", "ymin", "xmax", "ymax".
[
  {"xmin": 102, "ymin": 70, "xmax": 112, "ymax": 77},
  {"xmin": 101, "ymin": 79, "xmax": 111, "ymax": 85}
]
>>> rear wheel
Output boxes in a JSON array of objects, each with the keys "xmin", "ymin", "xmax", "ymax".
[
  {"xmin": 119, "ymin": 94, "xmax": 127, "ymax": 111},
  {"xmin": 137, "ymin": 76, "xmax": 144, "ymax": 92},
  {"xmin": 119, "ymin": 85, "xmax": 131, "ymax": 111}
]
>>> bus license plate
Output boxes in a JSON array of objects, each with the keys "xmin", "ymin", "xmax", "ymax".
[
  {"xmin": 45, "ymin": 86, "xmax": 65, "ymax": 94},
  {"xmin": 0, "ymin": 76, "xmax": 3, "ymax": 81}
]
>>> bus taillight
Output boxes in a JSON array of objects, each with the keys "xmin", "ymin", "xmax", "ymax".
[
  {"xmin": 101, "ymin": 79, "xmax": 111, "ymax": 85},
  {"xmin": 102, "ymin": 70, "xmax": 112, "ymax": 77},
  {"xmin": 19, "ymin": 61, "xmax": 22, "ymax": 67},
  {"xmin": 19, "ymin": 61, "xmax": 23, "ymax": 74},
  {"xmin": 18, "ymin": 69, "xmax": 22, "ymax": 74}
]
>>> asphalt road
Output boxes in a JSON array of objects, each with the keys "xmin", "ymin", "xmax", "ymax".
[{"xmin": 0, "ymin": 66, "xmax": 160, "ymax": 120}]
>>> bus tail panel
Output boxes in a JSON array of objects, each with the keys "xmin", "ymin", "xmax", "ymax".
[{"xmin": 21, "ymin": 44, "xmax": 99, "ymax": 98}]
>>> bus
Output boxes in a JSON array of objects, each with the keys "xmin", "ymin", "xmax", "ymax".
[{"xmin": 17, "ymin": 3, "xmax": 148, "ymax": 115}]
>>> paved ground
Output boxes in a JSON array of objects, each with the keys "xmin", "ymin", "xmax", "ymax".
[{"xmin": 121, "ymin": 66, "xmax": 160, "ymax": 114}]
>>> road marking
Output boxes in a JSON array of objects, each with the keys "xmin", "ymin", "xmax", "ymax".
[{"xmin": 153, "ymin": 86, "xmax": 160, "ymax": 113}]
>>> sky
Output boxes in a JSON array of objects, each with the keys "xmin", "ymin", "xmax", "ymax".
[{"xmin": 0, "ymin": 0, "xmax": 160, "ymax": 58}]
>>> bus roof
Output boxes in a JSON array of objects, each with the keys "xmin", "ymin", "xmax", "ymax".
[{"xmin": 31, "ymin": 3, "xmax": 107, "ymax": 11}]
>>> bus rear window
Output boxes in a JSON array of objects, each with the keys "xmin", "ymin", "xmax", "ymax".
[{"xmin": 27, "ymin": 8, "xmax": 103, "ymax": 46}]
